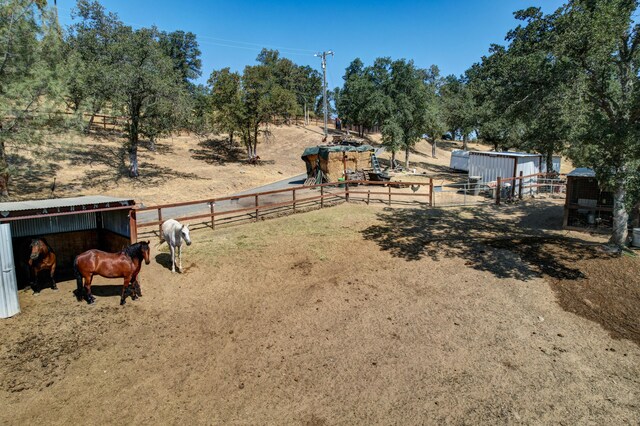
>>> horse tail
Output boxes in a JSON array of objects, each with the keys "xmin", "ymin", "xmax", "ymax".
[{"xmin": 73, "ymin": 256, "xmax": 83, "ymax": 301}]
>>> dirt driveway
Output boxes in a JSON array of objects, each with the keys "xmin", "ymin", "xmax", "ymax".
[{"xmin": 1, "ymin": 201, "xmax": 638, "ymax": 424}]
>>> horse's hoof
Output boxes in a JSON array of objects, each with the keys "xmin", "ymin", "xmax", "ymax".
[
  {"xmin": 33, "ymin": 292, "xmax": 40, "ymax": 296},
  {"xmin": 120, "ymin": 300, "xmax": 126, "ymax": 306},
  {"xmin": 87, "ymin": 299, "xmax": 95, "ymax": 305},
  {"xmin": 52, "ymin": 287, "xmax": 58, "ymax": 291}
]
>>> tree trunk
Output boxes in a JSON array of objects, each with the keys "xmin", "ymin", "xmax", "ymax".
[
  {"xmin": 405, "ymin": 146, "xmax": 410, "ymax": 169},
  {"xmin": 546, "ymin": 151, "xmax": 554, "ymax": 175},
  {"xmin": 128, "ymin": 116, "xmax": 140, "ymax": 178},
  {"xmin": 0, "ymin": 141, "xmax": 9, "ymax": 198},
  {"xmin": 391, "ymin": 151, "xmax": 396, "ymax": 167},
  {"xmin": 431, "ymin": 138, "xmax": 437, "ymax": 158},
  {"xmin": 462, "ymin": 133, "xmax": 468, "ymax": 151},
  {"xmin": 128, "ymin": 134, "xmax": 139, "ymax": 178},
  {"xmin": 229, "ymin": 130, "xmax": 234, "ymax": 146},
  {"xmin": 610, "ymin": 182, "xmax": 629, "ymax": 247}
]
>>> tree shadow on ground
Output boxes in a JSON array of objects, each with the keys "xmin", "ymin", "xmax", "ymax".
[
  {"xmin": 190, "ymin": 138, "xmax": 245, "ymax": 165},
  {"xmin": 362, "ymin": 202, "xmax": 601, "ymax": 281},
  {"xmin": 410, "ymin": 162, "xmax": 466, "ymax": 182},
  {"xmin": 8, "ymin": 154, "xmax": 63, "ymax": 197},
  {"xmin": 64, "ymin": 142, "xmax": 202, "ymax": 189}
]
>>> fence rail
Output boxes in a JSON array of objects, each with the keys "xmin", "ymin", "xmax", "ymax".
[
  {"xmin": 133, "ymin": 179, "xmax": 433, "ymax": 239},
  {"xmin": 131, "ymin": 172, "xmax": 567, "ymax": 240}
]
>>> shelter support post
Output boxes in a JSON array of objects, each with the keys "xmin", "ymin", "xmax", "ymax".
[
  {"xmin": 320, "ymin": 186, "xmax": 324, "ymax": 208},
  {"xmin": 129, "ymin": 209, "xmax": 138, "ymax": 243},
  {"xmin": 345, "ymin": 182, "xmax": 350, "ymax": 202},
  {"xmin": 496, "ymin": 177, "xmax": 501, "ymax": 205},
  {"xmin": 157, "ymin": 208, "xmax": 163, "ymax": 239}
]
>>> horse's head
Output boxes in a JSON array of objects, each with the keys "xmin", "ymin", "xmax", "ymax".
[
  {"xmin": 142, "ymin": 241, "xmax": 151, "ymax": 265},
  {"xmin": 181, "ymin": 224, "xmax": 192, "ymax": 246},
  {"xmin": 29, "ymin": 239, "xmax": 43, "ymax": 261}
]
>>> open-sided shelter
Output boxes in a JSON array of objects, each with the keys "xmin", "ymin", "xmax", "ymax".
[
  {"xmin": 0, "ymin": 195, "xmax": 136, "ymax": 287},
  {"xmin": 302, "ymin": 144, "xmax": 375, "ymax": 183},
  {"xmin": 563, "ymin": 168, "xmax": 614, "ymax": 230}
]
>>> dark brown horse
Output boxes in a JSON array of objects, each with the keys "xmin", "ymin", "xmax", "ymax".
[
  {"xmin": 74, "ymin": 241, "xmax": 151, "ymax": 306},
  {"xmin": 29, "ymin": 238, "xmax": 57, "ymax": 293}
]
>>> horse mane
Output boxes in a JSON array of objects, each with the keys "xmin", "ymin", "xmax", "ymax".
[
  {"xmin": 32, "ymin": 237, "xmax": 54, "ymax": 254},
  {"xmin": 122, "ymin": 242, "xmax": 148, "ymax": 261}
]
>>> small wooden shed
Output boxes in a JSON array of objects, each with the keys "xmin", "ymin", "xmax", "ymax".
[
  {"xmin": 0, "ymin": 195, "xmax": 136, "ymax": 287},
  {"xmin": 563, "ymin": 168, "xmax": 613, "ymax": 230}
]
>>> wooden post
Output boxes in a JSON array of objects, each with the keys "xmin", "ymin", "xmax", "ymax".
[
  {"xmin": 367, "ymin": 190, "xmax": 370, "ymax": 205},
  {"xmin": 345, "ymin": 182, "xmax": 350, "ymax": 202},
  {"xmin": 255, "ymin": 194, "xmax": 259, "ymax": 221},
  {"xmin": 518, "ymin": 171, "xmax": 524, "ymax": 200},
  {"xmin": 103, "ymin": 115, "xmax": 106, "ymax": 129},
  {"xmin": 210, "ymin": 202, "xmax": 215, "ymax": 230},
  {"xmin": 320, "ymin": 185, "xmax": 324, "ymax": 208},
  {"xmin": 388, "ymin": 185, "xmax": 392, "ymax": 206},
  {"xmin": 293, "ymin": 189, "xmax": 296, "ymax": 212},
  {"xmin": 429, "ymin": 178, "xmax": 434, "ymax": 207},
  {"xmin": 157, "ymin": 208, "xmax": 163, "ymax": 238},
  {"xmin": 129, "ymin": 209, "xmax": 138, "ymax": 243},
  {"xmin": 496, "ymin": 177, "xmax": 501, "ymax": 205}
]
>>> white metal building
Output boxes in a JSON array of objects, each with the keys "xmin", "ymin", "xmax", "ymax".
[
  {"xmin": 449, "ymin": 150, "xmax": 470, "ymax": 172},
  {"xmin": 468, "ymin": 151, "xmax": 543, "ymax": 196}
]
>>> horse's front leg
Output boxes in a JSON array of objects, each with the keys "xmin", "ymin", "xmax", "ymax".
[
  {"xmin": 120, "ymin": 277, "xmax": 132, "ymax": 306},
  {"xmin": 30, "ymin": 267, "xmax": 40, "ymax": 295},
  {"xmin": 170, "ymin": 244, "xmax": 176, "ymax": 273},
  {"xmin": 50, "ymin": 264, "xmax": 57, "ymax": 291}
]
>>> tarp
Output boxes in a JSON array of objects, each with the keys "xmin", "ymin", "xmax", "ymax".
[{"xmin": 301, "ymin": 144, "xmax": 374, "ymax": 160}]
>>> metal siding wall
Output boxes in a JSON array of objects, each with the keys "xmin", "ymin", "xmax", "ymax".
[
  {"xmin": 449, "ymin": 151, "xmax": 469, "ymax": 172},
  {"xmin": 516, "ymin": 157, "xmax": 541, "ymax": 196},
  {"xmin": 0, "ymin": 223, "xmax": 19, "ymax": 318},
  {"xmin": 101, "ymin": 210, "xmax": 130, "ymax": 237},
  {"xmin": 468, "ymin": 154, "xmax": 515, "ymax": 184},
  {"xmin": 9, "ymin": 213, "xmax": 97, "ymax": 237}
]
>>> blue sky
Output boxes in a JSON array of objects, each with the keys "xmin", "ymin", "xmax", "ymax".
[{"xmin": 55, "ymin": 0, "xmax": 566, "ymax": 87}]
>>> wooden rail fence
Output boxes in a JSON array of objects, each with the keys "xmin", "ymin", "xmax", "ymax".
[{"xmin": 133, "ymin": 179, "xmax": 433, "ymax": 240}]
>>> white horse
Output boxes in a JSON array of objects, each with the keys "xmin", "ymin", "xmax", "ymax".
[{"xmin": 161, "ymin": 219, "xmax": 192, "ymax": 273}]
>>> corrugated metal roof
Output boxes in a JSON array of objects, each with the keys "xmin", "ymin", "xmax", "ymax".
[
  {"xmin": 568, "ymin": 168, "xmax": 596, "ymax": 177},
  {"xmin": 469, "ymin": 151, "xmax": 542, "ymax": 158},
  {"xmin": 0, "ymin": 196, "xmax": 134, "ymax": 213}
]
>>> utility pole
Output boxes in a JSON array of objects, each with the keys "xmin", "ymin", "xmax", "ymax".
[{"xmin": 315, "ymin": 50, "xmax": 334, "ymax": 139}]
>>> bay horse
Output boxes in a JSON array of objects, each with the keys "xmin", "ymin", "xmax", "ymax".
[
  {"xmin": 28, "ymin": 238, "xmax": 57, "ymax": 293},
  {"xmin": 74, "ymin": 241, "xmax": 151, "ymax": 306}
]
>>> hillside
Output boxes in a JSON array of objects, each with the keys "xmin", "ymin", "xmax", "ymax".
[{"xmin": 11, "ymin": 126, "xmax": 569, "ymax": 206}]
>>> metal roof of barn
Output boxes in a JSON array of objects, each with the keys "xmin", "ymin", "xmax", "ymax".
[
  {"xmin": 567, "ymin": 168, "xmax": 596, "ymax": 177},
  {"xmin": 469, "ymin": 151, "xmax": 542, "ymax": 158},
  {"xmin": 0, "ymin": 196, "xmax": 135, "ymax": 220}
]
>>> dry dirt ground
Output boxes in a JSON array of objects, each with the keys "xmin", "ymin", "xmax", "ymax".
[
  {"xmin": 1, "ymin": 201, "xmax": 638, "ymax": 425},
  {"xmin": 10, "ymin": 125, "xmax": 555, "ymax": 206}
]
